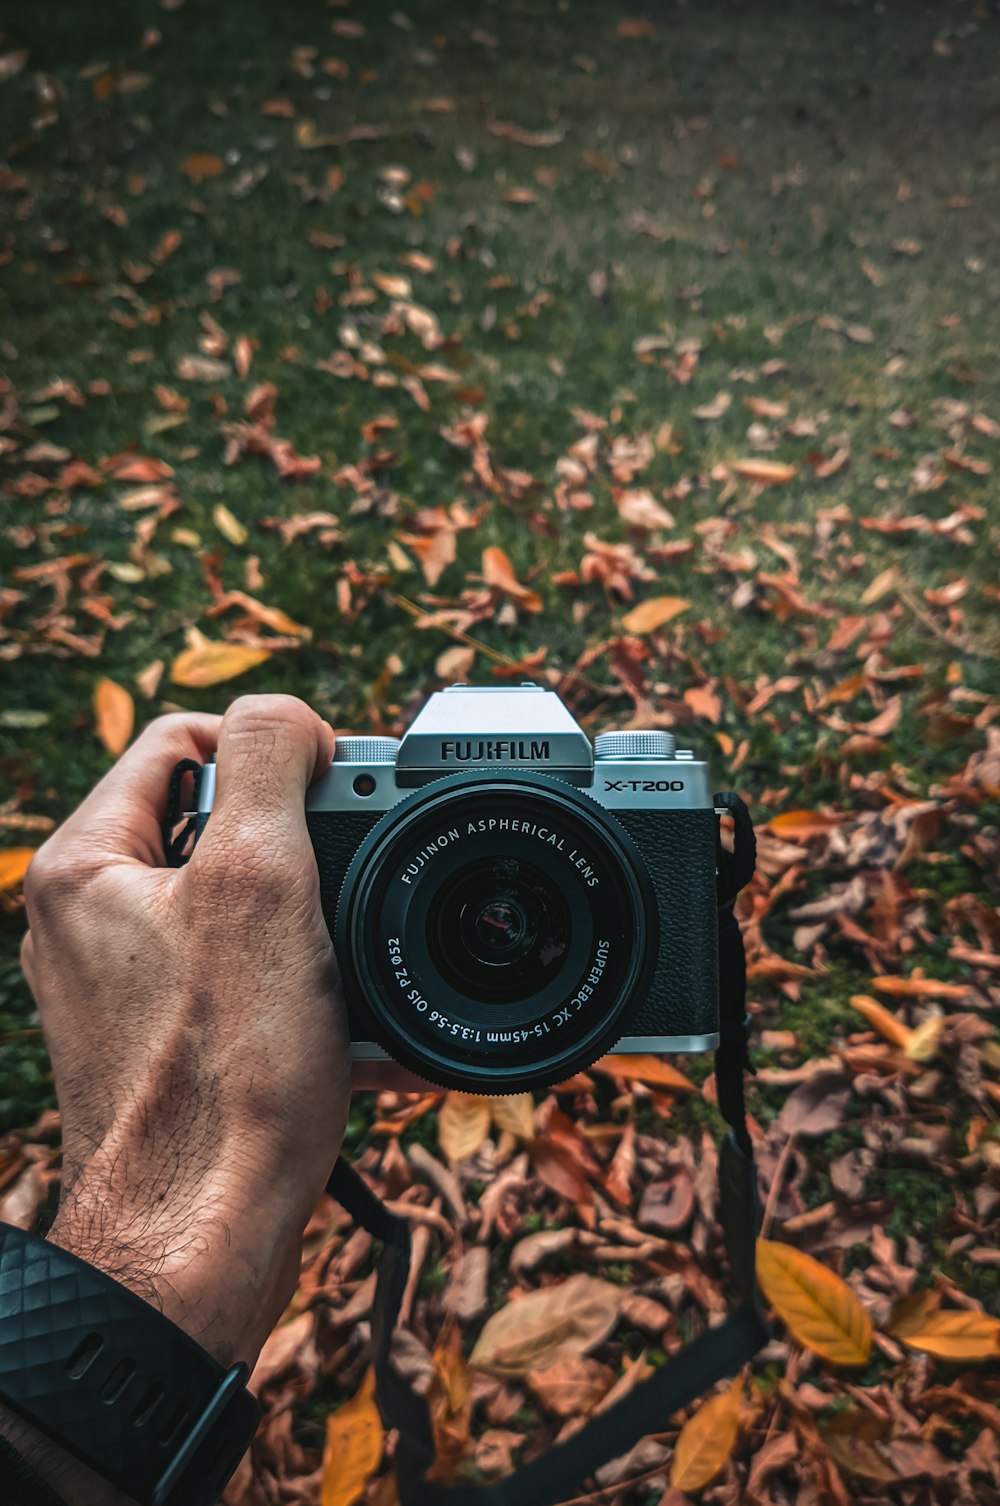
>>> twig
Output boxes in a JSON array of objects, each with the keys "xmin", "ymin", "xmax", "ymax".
[
  {"xmin": 760, "ymin": 1133, "xmax": 797, "ymax": 1239},
  {"xmin": 897, "ymin": 587, "xmax": 1000, "ymax": 662},
  {"xmin": 393, "ymin": 595, "xmax": 522, "ymax": 668}
]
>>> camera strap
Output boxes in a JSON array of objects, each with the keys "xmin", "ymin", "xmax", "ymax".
[{"xmin": 324, "ymin": 791, "xmax": 768, "ymax": 1506}]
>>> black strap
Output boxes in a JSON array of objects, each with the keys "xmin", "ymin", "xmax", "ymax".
[
  {"xmin": 0, "ymin": 1435, "xmax": 70, "ymax": 1506},
  {"xmin": 325, "ymin": 791, "xmax": 767, "ymax": 1505},
  {"xmin": 162, "ymin": 759, "xmax": 202, "ymax": 867}
]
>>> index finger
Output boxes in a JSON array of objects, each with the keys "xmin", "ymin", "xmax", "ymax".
[{"xmin": 48, "ymin": 713, "xmax": 223, "ymax": 869}]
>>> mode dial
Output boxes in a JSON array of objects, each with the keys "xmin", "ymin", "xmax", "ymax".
[{"xmin": 594, "ymin": 730, "xmax": 676, "ymax": 760}]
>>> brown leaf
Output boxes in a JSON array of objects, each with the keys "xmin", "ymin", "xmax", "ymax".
[
  {"xmin": 179, "ymin": 152, "xmax": 225, "ymax": 183},
  {"xmin": 482, "ymin": 546, "xmax": 542, "ymax": 611},
  {"xmin": 620, "ymin": 596, "xmax": 690, "ymax": 634},
  {"xmin": 93, "ymin": 677, "xmax": 134, "ymax": 758},
  {"xmin": 614, "ymin": 488, "xmax": 676, "ymax": 530},
  {"xmin": 470, "ymin": 1275, "xmax": 622, "ymax": 1377},
  {"xmin": 320, "ymin": 1368, "xmax": 383, "ymax": 1506},
  {"xmin": 731, "ymin": 458, "xmax": 798, "ymax": 485},
  {"xmin": 490, "ymin": 1093, "xmax": 535, "ymax": 1140},
  {"xmin": 593, "ymin": 1054, "xmax": 697, "ymax": 1092},
  {"xmin": 526, "ymin": 1356, "xmax": 615, "ymax": 1416},
  {"xmin": 776, "ymin": 1071, "xmax": 851, "ymax": 1138}
]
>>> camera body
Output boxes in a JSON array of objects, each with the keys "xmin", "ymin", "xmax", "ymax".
[{"xmin": 192, "ymin": 685, "xmax": 721, "ymax": 1091}]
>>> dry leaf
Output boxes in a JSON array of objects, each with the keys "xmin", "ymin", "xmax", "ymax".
[
  {"xmin": 180, "ymin": 152, "xmax": 224, "ymax": 183},
  {"xmin": 731, "ymin": 459, "xmax": 798, "ymax": 485},
  {"xmin": 438, "ymin": 1093, "xmax": 492, "ymax": 1162},
  {"xmin": 490, "ymin": 1093, "xmax": 535, "ymax": 1140},
  {"xmin": 593, "ymin": 1054, "xmax": 696, "ymax": 1092},
  {"xmin": 0, "ymin": 849, "xmax": 35, "ymax": 893},
  {"xmin": 898, "ymin": 1311, "xmax": 1000, "ymax": 1362},
  {"xmin": 767, "ymin": 810, "xmax": 841, "ymax": 838},
  {"xmin": 170, "ymin": 629, "xmax": 271, "ymax": 688},
  {"xmin": 213, "ymin": 503, "xmax": 248, "ymax": 546},
  {"xmin": 850, "ymin": 994, "xmax": 913, "ymax": 1051},
  {"xmin": 526, "ymin": 1356, "xmax": 615, "ymax": 1417},
  {"xmin": 470, "ymin": 1275, "xmax": 622, "ymax": 1377},
  {"xmin": 620, "ymin": 596, "xmax": 690, "ymax": 634},
  {"xmin": 670, "ymin": 1380, "xmax": 742, "ymax": 1492},
  {"xmin": 93, "ymin": 677, "xmax": 134, "ymax": 758},
  {"xmin": 756, "ymin": 1239, "xmax": 873, "ymax": 1365},
  {"xmin": 320, "ymin": 1368, "xmax": 383, "ymax": 1506},
  {"xmin": 482, "ymin": 546, "xmax": 543, "ymax": 612}
]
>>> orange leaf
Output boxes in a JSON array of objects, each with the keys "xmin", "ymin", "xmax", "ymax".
[
  {"xmin": 320, "ymin": 1368, "xmax": 383, "ymax": 1506},
  {"xmin": 899, "ymin": 1311, "xmax": 1000, "ymax": 1362},
  {"xmin": 670, "ymin": 1379, "xmax": 742, "ymax": 1491},
  {"xmin": 731, "ymin": 459, "xmax": 798, "ymax": 485},
  {"xmin": 438, "ymin": 1093, "xmax": 491, "ymax": 1162},
  {"xmin": 179, "ymin": 152, "xmax": 224, "ymax": 183},
  {"xmin": 592, "ymin": 1054, "xmax": 697, "ymax": 1093},
  {"xmin": 620, "ymin": 596, "xmax": 690, "ymax": 634},
  {"xmin": 93, "ymin": 677, "xmax": 135, "ymax": 758},
  {"xmin": 170, "ymin": 630, "xmax": 271, "ymax": 688},
  {"xmin": 0, "ymin": 849, "xmax": 36, "ymax": 893},
  {"xmin": 767, "ymin": 809, "xmax": 841, "ymax": 838},
  {"xmin": 849, "ymin": 995, "xmax": 913, "ymax": 1051},
  {"xmin": 756, "ymin": 1239, "xmax": 872, "ymax": 1365},
  {"xmin": 871, "ymin": 974, "xmax": 969, "ymax": 1001},
  {"xmin": 482, "ymin": 546, "xmax": 542, "ymax": 612}
]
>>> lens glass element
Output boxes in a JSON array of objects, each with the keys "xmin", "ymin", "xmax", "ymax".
[{"xmin": 429, "ymin": 857, "xmax": 570, "ymax": 1002}]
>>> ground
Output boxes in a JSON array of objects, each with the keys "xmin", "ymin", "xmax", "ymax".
[{"xmin": 1, "ymin": 2, "xmax": 999, "ymax": 1502}]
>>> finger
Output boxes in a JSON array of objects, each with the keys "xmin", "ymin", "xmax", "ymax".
[
  {"xmin": 39, "ymin": 713, "xmax": 223, "ymax": 869},
  {"xmin": 195, "ymin": 695, "xmax": 334, "ymax": 861}
]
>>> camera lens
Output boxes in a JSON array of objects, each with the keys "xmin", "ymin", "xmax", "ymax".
[
  {"xmin": 429, "ymin": 859, "xmax": 569, "ymax": 1001},
  {"xmin": 336, "ymin": 775, "xmax": 658, "ymax": 1092}
]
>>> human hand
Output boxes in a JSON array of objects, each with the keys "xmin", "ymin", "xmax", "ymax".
[{"xmin": 20, "ymin": 694, "xmax": 353, "ymax": 1370}]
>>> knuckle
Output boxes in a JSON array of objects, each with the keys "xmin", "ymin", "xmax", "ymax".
[{"xmin": 22, "ymin": 844, "xmax": 94, "ymax": 918}]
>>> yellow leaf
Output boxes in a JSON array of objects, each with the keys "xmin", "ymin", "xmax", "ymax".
[
  {"xmin": 320, "ymin": 1368, "xmax": 383, "ymax": 1506},
  {"xmin": 905, "ymin": 1015, "xmax": 945, "ymax": 1062},
  {"xmin": 731, "ymin": 459, "xmax": 798, "ymax": 485},
  {"xmin": 179, "ymin": 152, "xmax": 224, "ymax": 183},
  {"xmin": 860, "ymin": 566, "xmax": 899, "ymax": 606},
  {"xmin": 0, "ymin": 849, "xmax": 36, "ymax": 893},
  {"xmin": 756, "ymin": 1239, "xmax": 872, "ymax": 1365},
  {"xmin": 899, "ymin": 1311, "xmax": 1000, "ymax": 1362},
  {"xmin": 93, "ymin": 677, "xmax": 135, "ymax": 758},
  {"xmin": 490, "ymin": 1093, "xmax": 535, "ymax": 1140},
  {"xmin": 438, "ymin": 1093, "xmax": 491, "ymax": 1162},
  {"xmin": 593, "ymin": 1054, "xmax": 697, "ymax": 1093},
  {"xmin": 213, "ymin": 503, "xmax": 248, "ymax": 546},
  {"xmin": 670, "ymin": 1380, "xmax": 742, "ymax": 1492},
  {"xmin": 170, "ymin": 630, "xmax": 271, "ymax": 688},
  {"xmin": 470, "ymin": 1275, "xmax": 622, "ymax": 1377},
  {"xmin": 850, "ymin": 995, "xmax": 913, "ymax": 1051},
  {"xmin": 621, "ymin": 596, "xmax": 691, "ymax": 634}
]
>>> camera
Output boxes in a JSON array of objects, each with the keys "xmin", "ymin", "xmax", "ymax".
[{"xmin": 187, "ymin": 685, "xmax": 726, "ymax": 1092}]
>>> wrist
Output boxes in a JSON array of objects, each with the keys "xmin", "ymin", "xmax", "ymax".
[{"xmin": 48, "ymin": 1160, "xmax": 304, "ymax": 1369}]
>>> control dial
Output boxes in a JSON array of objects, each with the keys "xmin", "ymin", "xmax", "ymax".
[
  {"xmin": 333, "ymin": 736, "xmax": 401, "ymax": 765},
  {"xmin": 594, "ymin": 730, "xmax": 677, "ymax": 760}
]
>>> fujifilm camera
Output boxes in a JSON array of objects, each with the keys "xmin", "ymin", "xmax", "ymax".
[{"xmin": 185, "ymin": 685, "xmax": 729, "ymax": 1092}]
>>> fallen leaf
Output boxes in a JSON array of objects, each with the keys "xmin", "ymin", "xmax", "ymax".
[
  {"xmin": 320, "ymin": 1368, "xmax": 383, "ymax": 1506},
  {"xmin": 170, "ymin": 630, "xmax": 271, "ymax": 687},
  {"xmin": 490, "ymin": 1093, "xmax": 535, "ymax": 1140},
  {"xmin": 620, "ymin": 596, "xmax": 690, "ymax": 634},
  {"xmin": 526, "ymin": 1356, "xmax": 615, "ymax": 1417},
  {"xmin": 0, "ymin": 850, "xmax": 36, "ymax": 893},
  {"xmin": 898, "ymin": 1311, "xmax": 1000, "ymax": 1362},
  {"xmin": 213, "ymin": 503, "xmax": 248, "ymax": 546},
  {"xmin": 93, "ymin": 677, "xmax": 134, "ymax": 758},
  {"xmin": 482, "ymin": 546, "xmax": 543, "ymax": 612},
  {"xmin": 470, "ymin": 1275, "xmax": 622, "ymax": 1377},
  {"xmin": 593, "ymin": 1054, "xmax": 697, "ymax": 1092},
  {"xmin": 438, "ymin": 1093, "xmax": 491, "ymax": 1162},
  {"xmin": 180, "ymin": 152, "xmax": 224, "ymax": 183},
  {"xmin": 670, "ymin": 1380, "xmax": 742, "ymax": 1492},
  {"xmin": 767, "ymin": 810, "xmax": 841, "ymax": 838},
  {"xmin": 731, "ymin": 459, "xmax": 798, "ymax": 485},
  {"xmin": 756, "ymin": 1239, "xmax": 873, "ymax": 1365},
  {"xmin": 850, "ymin": 994, "xmax": 913, "ymax": 1051}
]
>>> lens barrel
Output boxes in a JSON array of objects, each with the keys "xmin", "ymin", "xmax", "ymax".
[{"xmin": 335, "ymin": 773, "xmax": 658, "ymax": 1091}]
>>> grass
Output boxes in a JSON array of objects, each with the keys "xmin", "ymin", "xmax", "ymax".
[{"xmin": 1, "ymin": 0, "xmax": 998, "ymax": 1306}]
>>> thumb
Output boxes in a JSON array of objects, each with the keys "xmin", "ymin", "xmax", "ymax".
[{"xmin": 199, "ymin": 694, "xmax": 334, "ymax": 854}]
